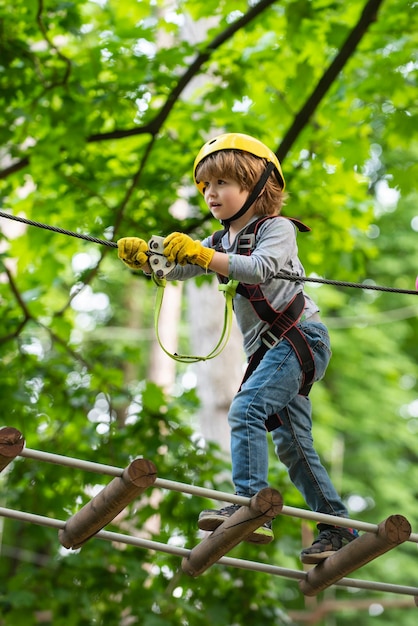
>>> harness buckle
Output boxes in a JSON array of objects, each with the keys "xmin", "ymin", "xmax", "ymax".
[
  {"xmin": 237, "ymin": 233, "xmax": 256, "ymax": 253},
  {"xmin": 261, "ymin": 329, "xmax": 283, "ymax": 349}
]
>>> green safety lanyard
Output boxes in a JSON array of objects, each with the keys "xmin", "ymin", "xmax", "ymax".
[{"xmin": 152, "ymin": 275, "xmax": 239, "ymax": 363}]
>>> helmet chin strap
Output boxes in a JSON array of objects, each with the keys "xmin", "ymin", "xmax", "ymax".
[{"xmin": 220, "ymin": 162, "xmax": 276, "ymax": 228}]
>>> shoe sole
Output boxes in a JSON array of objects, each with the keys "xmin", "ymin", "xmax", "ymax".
[
  {"xmin": 245, "ymin": 528, "xmax": 274, "ymax": 545},
  {"xmin": 300, "ymin": 549, "xmax": 337, "ymax": 565},
  {"xmin": 198, "ymin": 516, "xmax": 274, "ymax": 545},
  {"xmin": 198, "ymin": 515, "xmax": 228, "ymax": 532}
]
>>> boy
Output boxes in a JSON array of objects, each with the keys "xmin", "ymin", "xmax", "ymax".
[{"xmin": 118, "ymin": 133, "xmax": 358, "ymax": 563}]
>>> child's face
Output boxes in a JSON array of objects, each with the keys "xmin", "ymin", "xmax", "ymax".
[{"xmin": 202, "ymin": 176, "xmax": 250, "ymax": 223}]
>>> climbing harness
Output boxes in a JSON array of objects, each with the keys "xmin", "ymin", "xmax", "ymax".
[{"xmin": 212, "ymin": 216, "xmax": 317, "ymax": 430}]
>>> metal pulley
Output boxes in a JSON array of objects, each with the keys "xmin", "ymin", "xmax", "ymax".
[{"xmin": 147, "ymin": 235, "xmax": 175, "ymax": 278}]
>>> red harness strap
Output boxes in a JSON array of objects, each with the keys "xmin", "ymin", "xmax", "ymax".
[{"xmin": 238, "ymin": 291, "xmax": 315, "ymax": 431}]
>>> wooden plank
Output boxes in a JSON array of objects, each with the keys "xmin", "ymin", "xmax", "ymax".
[
  {"xmin": 59, "ymin": 458, "xmax": 157, "ymax": 549},
  {"xmin": 0, "ymin": 427, "xmax": 25, "ymax": 472},
  {"xmin": 182, "ymin": 487, "xmax": 283, "ymax": 577},
  {"xmin": 299, "ymin": 515, "xmax": 412, "ymax": 596}
]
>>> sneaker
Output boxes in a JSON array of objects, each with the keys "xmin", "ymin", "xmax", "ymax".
[
  {"xmin": 300, "ymin": 523, "xmax": 359, "ymax": 564},
  {"xmin": 198, "ymin": 504, "xmax": 274, "ymax": 545}
]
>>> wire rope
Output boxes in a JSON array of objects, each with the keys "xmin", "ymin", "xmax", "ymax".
[
  {"xmin": 0, "ymin": 209, "xmax": 117, "ymax": 248},
  {"xmin": 1, "ymin": 210, "xmax": 417, "ymax": 295}
]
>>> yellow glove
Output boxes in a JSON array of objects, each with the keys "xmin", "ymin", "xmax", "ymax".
[
  {"xmin": 117, "ymin": 237, "xmax": 149, "ymax": 270},
  {"xmin": 163, "ymin": 232, "xmax": 215, "ymax": 269}
]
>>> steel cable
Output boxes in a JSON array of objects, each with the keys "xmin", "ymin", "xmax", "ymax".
[{"xmin": 1, "ymin": 210, "xmax": 417, "ymax": 295}]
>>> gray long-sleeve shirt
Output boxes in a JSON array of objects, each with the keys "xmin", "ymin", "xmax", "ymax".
[{"xmin": 165, "ymin": 216, "xmax": 319, "ymax": 357}]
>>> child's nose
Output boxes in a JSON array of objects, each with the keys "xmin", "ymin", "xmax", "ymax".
[{"xmin": 206, "ymin": 187, "xmax": 216, "ymax": 198}]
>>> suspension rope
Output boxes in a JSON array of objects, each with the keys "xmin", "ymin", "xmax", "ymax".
[
  {"xmin": 19, "ymin": 447, "xmax": 418, "ymax": 544},
  {"xmin": 1, "ymin": 506, "xmax": 418, "ymax": 599},
  {"xmin": 0, "ymin": 209, "xmax": 417, "ymax": 295}
]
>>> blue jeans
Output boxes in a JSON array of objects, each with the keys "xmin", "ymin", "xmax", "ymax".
[{"xmin": 228, "ymin": 322, "xmax": 349, "ymax": 517}]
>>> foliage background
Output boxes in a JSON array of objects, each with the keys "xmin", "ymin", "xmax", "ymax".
[{"xmin": 0, "ymin": 0, "xmax": 417, "ymax": 624}]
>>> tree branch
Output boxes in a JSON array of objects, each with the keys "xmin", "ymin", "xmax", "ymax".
[
  {"xmin": 0, "ymin": 157, "xmax": 30, "ymax": 180},
  {"xmin": 36, "ymin": 0, "xmax": 72, "ymax": 88},
  {"xmin": 277, "ymin": 0, "xmax": 385, "ymax": 161},
  {"xmin": 88, "ymin": 0, "xmax": 279, "ymax": 142},
  {"xmin": 0, "ymin": 262, "xmax": 31, "ymax": 344},
  {"xmin": 0, "ymin": 0, "xmax": 385, "ymax": 192},
  {"xmin": 0, "ymin": 0, "xmax": 278, "ymax": 179}
]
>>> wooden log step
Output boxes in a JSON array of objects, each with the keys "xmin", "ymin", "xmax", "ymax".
[
  {"xmin": 299, "ymin": 514, "xmax": 412, "ymax": 596},
  {"xmin": 59, "ymin": 458, "xmax": 157, "ymax": 549},
  {"xmin": 182, "ymin": 487, "xmax": 283, "ymax": 577},
  {"xmin": 0, "ymin": 427, "xmax": 25, "ymax": 472}
]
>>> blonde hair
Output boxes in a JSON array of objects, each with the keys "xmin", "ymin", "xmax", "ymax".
[{"xmin": 195, "ymin": 150, "xmax": 287, "ymax": 216}]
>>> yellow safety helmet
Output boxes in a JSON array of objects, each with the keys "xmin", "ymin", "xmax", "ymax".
[{"xmin": 193, "ymin": 132, "xmax": 285, "ymax": 194}]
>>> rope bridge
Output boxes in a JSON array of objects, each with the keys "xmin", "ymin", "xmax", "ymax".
[{"xmin": 1, "ymin": 427, "xmax": 417, "ymax": 605}]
